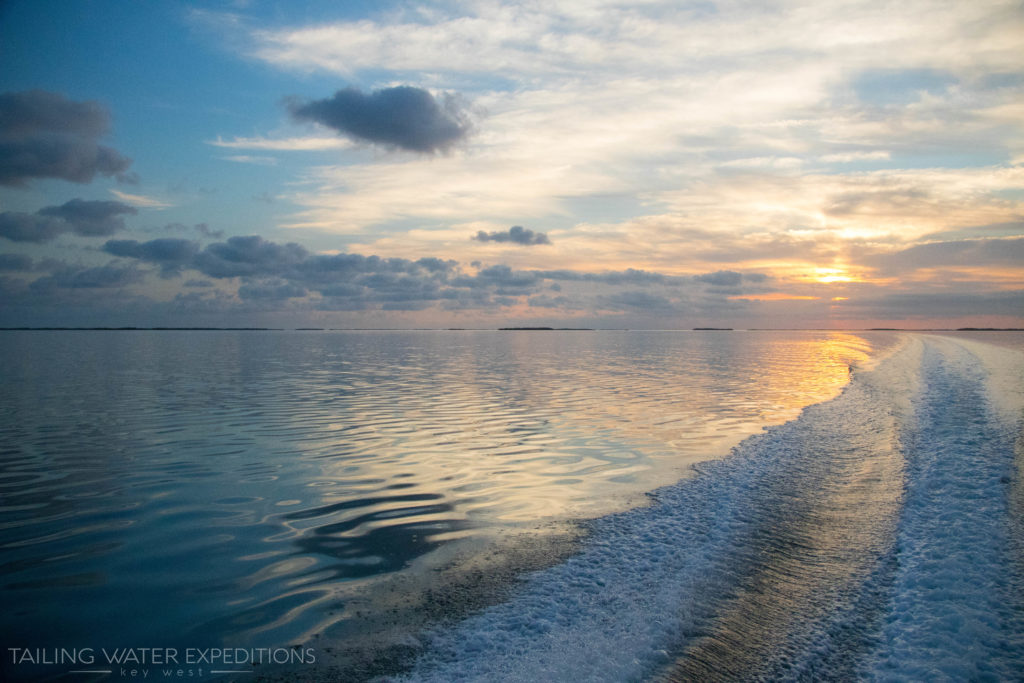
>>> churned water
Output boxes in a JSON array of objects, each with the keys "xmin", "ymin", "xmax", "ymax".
[
  {"xmin": 9, "ymin": 330, "xmax": 1020, "ymax": 681},
  {"xmin": 398, "ymin": 333, "xmax": 1024, "ymax": 683}
]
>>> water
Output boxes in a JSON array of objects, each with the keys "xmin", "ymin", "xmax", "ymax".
[
  {"xmin": 0, "ymin": 329, "xmax": 881, "ymax": 679},
  {"xmin": 5, "ymin": 330, "xmax": 1022, "ymax": 682}
]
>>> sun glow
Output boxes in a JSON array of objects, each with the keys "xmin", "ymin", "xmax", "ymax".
[{"xmin": 812, "ymin": 267, "xmax": 854, "ymax": 284}]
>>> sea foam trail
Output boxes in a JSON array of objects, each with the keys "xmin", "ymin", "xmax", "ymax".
[
  {"xmin": 394, "ymin": 335, "xmax": 1024, "ymax": 682},
  {"xmin": 867, "ymin": 337, "xmax": 1024, "ymax": 680}
]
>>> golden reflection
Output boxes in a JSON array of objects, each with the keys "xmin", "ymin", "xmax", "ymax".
[{"xmin": 304, "ymin": 331, "xmax": 879, "ymax": 528}]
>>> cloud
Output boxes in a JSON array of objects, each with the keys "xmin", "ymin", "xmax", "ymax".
[
  {"xmin": 207, "ymin": 134, "xmax": 351, "ymax": 151},
  {"xmin": 0, "ymin": 199, "xmax": 136, "ymax": 242},
  {"xmin": 223, "ymin": 0, "xmax": 1024, "ymax": 264},
  {"xmin": 157, "ymin": 222, "xmax": 225, "ymax": 239},
  {"xmin": 532, "ymin": 267, "xmax": 769, "ymax": 288},
  {"xmin": 103, "ymin": 238, "xmax": 201, "ymax": 275},
  {"xmin": 474, "ymin": 225, "xmax": 551, "ymax": 246},
  {"xmin": 820, "ymin": 151, "xmax": 892, "ymax": 163},
  {"xmin": 0, "ymin": 212, "xmax": 67, "ymax": 243},
  {"xmin": 193, "ymin": 235, "xmax": 310, "ymax": 278},
  {"xmin": 451, "ymin": 264, "xmax": 541, "ymax": 295},
  {"xmin": 694, "ymin": 270, "xmax": 744, "ymax": 287},
  {"xmin": 109, "ymin": 189, "xmax": 174, "ymax": 208},
  {"xmin": 28, "ymin": 221, "xmax": 1018, "ymax": 327},
  {"xmin": 0, "ymin": 90, "xmax": 132, "ymax": 186},
  {"xmin": 95, "ymin": 232, "xmax": 534, "ymax": 309},
  {"xmin": 37, "ymin": 199, "xmax": 137, "ymax": 237},
  {"xmin": 288, "ymin": 86, "xmax": 472, "ymax": 153},
  {"xmin": 535, "ymin": 267, "xmax": 682, "ymax": 286}
]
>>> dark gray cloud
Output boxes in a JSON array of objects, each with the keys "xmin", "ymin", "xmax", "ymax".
[
  {"xmin": 289, "ymin": 86, "xmax": 472, "ymax": 152},
  {"xmin": 100, "ymin": 235, "xmax": 461, "ymax": 308},
  {"xmin": 42, "ymin": 230, "xmax": 781, "ymax": 322},
  {"xmin": 104, "ymin": 237, "xmax": 200, "ymax": 263},
  {"xmin": 38, "ymin": 199, "xmax": 137, "ymax": 237},
  {"xmin": 356, "ymin": 272, "xmax": 442, "ymax": 302},
  {"xmin": 0, "ymin": 90, "xmax": 133, "ymax": 186},
  {"xmin": 294, "ymin": 252, "xmax": 437, "ymax": 284},
  {"xmin": 103, "ymin": 238, "xmax": 200, "ymax": 276},
  {"xmin": 694, "ymin": 270, "xmax": 742, "ymax": 287},
  {"xmin": 0, "ymin": 211, "xmax": 67, "ymax": 242},
  {"xmin": 474, "ymin": 225, "xmax": 551, "ymax": 245},
  {"xmin": 416, "ymin": 256, "xmax": 458, "ymax": 273},
  {"xmin": 193, "ymin": 235, "xmax": 310, "ymax": 278},
  {"xmin": 0, "ymin": 199, "xmax": 136, "ymax": 242}
]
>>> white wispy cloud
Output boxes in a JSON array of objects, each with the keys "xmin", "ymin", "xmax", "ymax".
[
  {"xmin": 109, "ymin": 189, "xmax": 174, "ymax": 209},
  {"xmin": 820, "ymin": 151, "xmax": 892, "ymax": 163},
  {"xmin": 249, "ymin": 1, "xmax": 1024, "ymax": 80},
  {"xmin": 207, "ymin": 135, "xmax": 352, "ymax": 151}
]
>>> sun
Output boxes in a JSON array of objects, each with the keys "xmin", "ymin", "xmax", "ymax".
[{"xmin": 812, "ymin": 267, "xmax": 854, "ymax": 284}]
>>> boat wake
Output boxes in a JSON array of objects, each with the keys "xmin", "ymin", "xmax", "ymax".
[{"xmin": 393, "ymin": 335, "xmax": 1024, "ymax": 682}]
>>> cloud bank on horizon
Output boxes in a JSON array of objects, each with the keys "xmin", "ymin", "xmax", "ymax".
[{"xmin": 0, "ymin": 0, "xmax": 1022, "ymax": 329}]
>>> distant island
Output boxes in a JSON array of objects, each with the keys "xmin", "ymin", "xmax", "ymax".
[
  {"xmin": 499, "ymin": 327, "xmax": 594, "ymax": 331},
  {"xmin": 955, "ymin": 327, "xmax": 1024, "ymax": 331},
  {"xmin": 693, "ymin": 327, "xmax": 733, "ymax": 331}
]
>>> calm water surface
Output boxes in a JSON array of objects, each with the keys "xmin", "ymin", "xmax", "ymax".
[{"xmin": 0, "ymin": 329, "xmax": 891, "ymax": 671}]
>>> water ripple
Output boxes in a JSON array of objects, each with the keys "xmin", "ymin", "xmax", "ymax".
[{"xmin": 0, "ymin": 329, "xmax": 893, "ymax": 665}]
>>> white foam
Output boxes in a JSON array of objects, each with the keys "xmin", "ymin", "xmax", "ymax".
[
  {"xmin": 391, "ymin": 335, "xmax": 1024, "ymax": 682},
  {"xmin": 866, "ymin": 336, "xmax": 1024, "ymax": 680}
]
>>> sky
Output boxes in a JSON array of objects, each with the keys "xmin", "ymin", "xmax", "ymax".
[{"xmin": 0, "ymin": 0, "xmax": 1022, "ymax": 329}]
